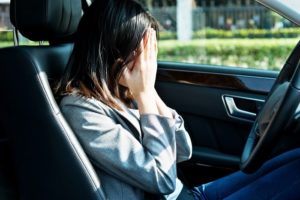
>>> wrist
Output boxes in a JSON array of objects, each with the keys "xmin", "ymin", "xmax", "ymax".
[
  {"xmin": 135, "ymin": 90, "xmax": 159, "ymax": 115},
  {"xmin": 154, "ymin": 91, "xmax": 174, "ymax": 120},
  {"xmin": 135, "ymin": 89, "xmax": 156, "ymax": 102}
]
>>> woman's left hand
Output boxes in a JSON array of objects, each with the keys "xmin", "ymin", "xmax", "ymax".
[{"xmin": 119, "ymin": 28, "xmax": 158, "ymax": 99}]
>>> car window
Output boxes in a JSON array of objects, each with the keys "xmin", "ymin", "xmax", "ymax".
[
  {"xmin": 0, "ymin": 0, "xmax": 43, "ymax": 47},
  {"xmin": 143, "ymin": 0, "xmax": 300, "ymax": 71},
  {"xmin": 0, "ymin": 0, "xmax": 13, "ymax": 47}
]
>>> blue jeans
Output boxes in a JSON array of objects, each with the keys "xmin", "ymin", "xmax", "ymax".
[{"xmin": 192, "ymin": 148, "xmax": 300, "ymax": 200}]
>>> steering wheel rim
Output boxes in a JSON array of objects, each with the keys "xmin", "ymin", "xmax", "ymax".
[{"xmin": 240, "ymin": 42, "xmax": 300, "ymax": 173}]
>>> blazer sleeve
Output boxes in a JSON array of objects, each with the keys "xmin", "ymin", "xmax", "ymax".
[
  {"xmin": 171, "ymin": 109, "xmax": 193, "ymax": 163},
  {"xmin": 60, "ymin": 98, "xmax": 178, "ymax": 194}
]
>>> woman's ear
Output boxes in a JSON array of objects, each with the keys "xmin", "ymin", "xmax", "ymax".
[
  {"xmin": 117, "ymin": 59, "xmax": 134, "ymax": 87},
  {"xmin": 112, "ymin": 58, "xmax": 125, "ymax": 79},
  {"xmin": 118, "ymin": 75, "xmax": 127, "ymax": 87},
  {"xmin": 126, "ymin": 59, "xmax": 135, "ymax": 71}
]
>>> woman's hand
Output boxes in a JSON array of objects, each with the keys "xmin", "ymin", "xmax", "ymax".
[
  {"xmin": 119, "ymin": 29, "xmax": 173, "ymax": 119},
  {"xmin": 119, "ymin": 28, "xmax": 159, "ymax": 114},
  {"xmin": 120, "ymin": 28, "xmax": 158, "ymax": 99}
]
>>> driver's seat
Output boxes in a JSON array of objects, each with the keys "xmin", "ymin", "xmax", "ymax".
[{"xmin": 0, "ymin": 0, "xmax": 105, "ymax": 199}]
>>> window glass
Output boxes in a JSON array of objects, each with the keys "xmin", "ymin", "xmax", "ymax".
[
  {"xmin": 0, "ymin": 0, "xmax": 42, "ymax": 47},
  {"xmin": 0, "ymin": 0, "xmax": 13, "ymax": 47},
  {"xmin": 143, "ymin": 0, "xmax": 300, "ymax": 71}
]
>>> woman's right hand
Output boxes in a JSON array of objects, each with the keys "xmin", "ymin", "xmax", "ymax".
[{"xmin": 121, "ymin": 28, "xmax": 158, "ymax": 100}]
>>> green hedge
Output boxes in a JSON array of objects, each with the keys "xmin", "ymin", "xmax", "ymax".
[
  {"xmin": 158, "ymin": 39, "xmax": 299, "ymax": 70},
  {"xmin": 194, "ymin": 28, "xmax": 300, "ymax": 39},
  {"xmin": 159, "ymin": 28, "xmax": 300, "ymax": 40},
  {"xmin": 0, "ymin": 31, "xmax": 13, "ymax": 42},
  {"xmin": 2, "ymin": 28, "xmax": 298, "ymax": 41}
]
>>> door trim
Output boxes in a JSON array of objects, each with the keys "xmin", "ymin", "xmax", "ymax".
[{"xmin": 157, "ymin": 62, "xmax": 278, "ymax": 95}]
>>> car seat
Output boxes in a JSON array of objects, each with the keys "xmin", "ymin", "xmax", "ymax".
[{"xmin": 0, "ymin": 0, "xmax": 106, "ymax": 199}]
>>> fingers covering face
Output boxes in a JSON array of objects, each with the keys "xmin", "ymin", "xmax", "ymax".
[
  {"xmin": 125, "ymin": 28, "xmax": 157, "ymax": 71},
  {"xmin": 143, "ymin": 28, "xmax": 156, "ymax": 62}
]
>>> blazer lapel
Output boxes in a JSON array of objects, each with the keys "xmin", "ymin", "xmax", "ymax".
[{"xmin": 113, "ymin": 107, "xmax": 142, "ymax": 142}]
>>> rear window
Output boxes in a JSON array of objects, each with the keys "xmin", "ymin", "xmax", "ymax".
[
  {"xmin": 0, "ymin": 0, "xmax": 42, "ymax": 47},
  {"xmin": 0, "ymin": 0, "xmax": 13, "ymax": 47}
]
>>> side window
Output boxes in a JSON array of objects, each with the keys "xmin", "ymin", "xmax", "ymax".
[
  {"xmin": 146, "ymin": 0, "xmax": 300, "ymax": 71},
  {"xmin": 0, "ymin": 0, "xmax": 43, "ymax": 47},
  {"xmin": 0, "ymin": 0, "xmax": 13, "ymax": 47}
]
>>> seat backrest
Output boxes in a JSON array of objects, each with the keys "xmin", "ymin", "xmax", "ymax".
[{"xmin": 0, "ymin": 0, "xmax": 105, "ymax": 199}]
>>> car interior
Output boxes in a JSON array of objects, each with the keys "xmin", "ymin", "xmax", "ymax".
[{"xmin": 0, "ymin": 0, "xmax": 300, "ymax": 199}]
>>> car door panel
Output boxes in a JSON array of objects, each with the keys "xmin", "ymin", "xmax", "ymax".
[{"xmin": 155, "ymin": 62, "xmax": 278, "ymax": 185}]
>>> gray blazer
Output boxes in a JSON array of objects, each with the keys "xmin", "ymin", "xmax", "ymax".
[{"xmin": 60, "ymin": 94, "xmax": 192, "ymax": 200}]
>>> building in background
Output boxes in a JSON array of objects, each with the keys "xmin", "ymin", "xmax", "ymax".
[
  {"xmin": 0, "ymin": 0, "xmax": 10, "ymax": 30},
  {"xmin": 147, "ymin": 0, "xmax": 292, "ymax": 32},
  {"xmin": 141, "ymin": 0, "xmax": 258, "ymax": 8},
  {"xmin": 0, "ymin": 0, "xmax": 292, "ymax": 32}
]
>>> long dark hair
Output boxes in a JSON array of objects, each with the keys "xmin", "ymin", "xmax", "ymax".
[{"xmin": 55, "ymin": 0, "xmax": 159, "ymax": 110}]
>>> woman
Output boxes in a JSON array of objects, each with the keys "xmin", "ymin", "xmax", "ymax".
[
  {"xmin": 56, "ymin": 0, "xmax": 192, "ymax": 199},
  {"xmin": 56, "ymin": 0, "xmax": 300, "ymax": 199}
]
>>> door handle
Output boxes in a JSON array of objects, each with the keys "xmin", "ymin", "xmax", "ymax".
[{"xmin": 223, "ymin": 96, "xmax": 257, "ymax": 120}]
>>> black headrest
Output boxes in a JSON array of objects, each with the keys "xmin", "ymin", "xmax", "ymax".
[{"xmin": 10, "ymin": 0, "xmax": 82, "ymax": 41}]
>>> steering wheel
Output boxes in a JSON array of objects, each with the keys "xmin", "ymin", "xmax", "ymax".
[{"xmin": 240, "ymin": 42, "xmax": 300, "ymax": 173}]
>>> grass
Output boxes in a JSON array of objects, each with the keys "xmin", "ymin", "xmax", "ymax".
[
  {"xmin": 0, "ymin": 41, "xmax": 14, "ymax": 48},
  {"xmin": 0, "ymin": 41, "xmax": 42, "ymax": 48}
]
